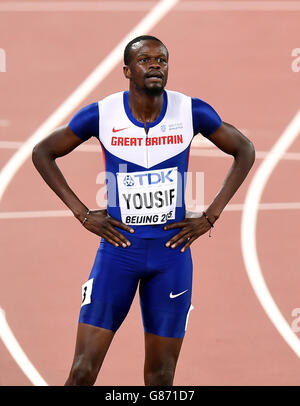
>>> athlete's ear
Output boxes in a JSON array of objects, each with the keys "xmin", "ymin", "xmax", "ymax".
[{"xmin": 123, "ymin": 65, "xmax": 131, "ymax": 80}]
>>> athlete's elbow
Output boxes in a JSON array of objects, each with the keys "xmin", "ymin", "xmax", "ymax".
[
  {"xmin": 244, "ymin": 139, "xmax": 256, "ymax": 166},
  {"xmin": 235, "ymin": 137, "xmax": 255, "ymax": 166},
  {"xmin": 32, "ymin": 141, "xmax": 53, "ymax": 168},
  {"xmin": 32, "ymin": 143, "xmax": 40, "ymax": 166}
]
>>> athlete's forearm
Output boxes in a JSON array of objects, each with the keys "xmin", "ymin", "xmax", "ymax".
[
  {"xmin": 32, "ymin": 145, "xmax": 87, "ymax": 222},
  {"xmin": 205, "ymin": 140, "xmax": 255, "ymax": 222}
]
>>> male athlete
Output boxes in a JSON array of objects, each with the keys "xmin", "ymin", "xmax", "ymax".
[{"xmin": 32, "ymin": 35, "xmax": 255, "ymax": 386}]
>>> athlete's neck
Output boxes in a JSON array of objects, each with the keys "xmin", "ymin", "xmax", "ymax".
[{"xmin": 128, "ymin": 87, "xmax": 164, "ymax": 124}]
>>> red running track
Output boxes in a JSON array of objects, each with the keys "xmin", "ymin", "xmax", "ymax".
[{"xmin": 0, "ymin": 0, "xmax": 300, "ymax": 385}]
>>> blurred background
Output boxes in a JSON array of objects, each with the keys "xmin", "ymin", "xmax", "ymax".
[{"xmin": 0, "ymin": 0, "xmax": 300, "ymax": 386}]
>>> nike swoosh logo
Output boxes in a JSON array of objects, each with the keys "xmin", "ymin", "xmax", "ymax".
[
  {"xmin": 169, "ymin": 289, "xmax": 188, "ymax": 299},
  {"xmin": 112, "ymin": 127, "xmax": 129, "ymax": 133}
]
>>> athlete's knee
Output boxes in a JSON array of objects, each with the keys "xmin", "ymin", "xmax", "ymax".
[
  {"xmin": 65, "ymin": 357, "xmax": 99, "ymax": 386},
  {"xmin": 144, "ymin": 364, "xmax": 175, "ymax": 386}
]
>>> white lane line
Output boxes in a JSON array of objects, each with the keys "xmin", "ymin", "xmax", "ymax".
[
  {"xmin": 0, "ymin": 210, "xmax": 73, "ymax": 219},
  {"xmin": 241, "ymin": 110, "xmax": 300, "ymax": 358},
  {"xmin": 1, "ymin": 202, "xmax": 300, "ymax": 219},
  {"xmin": 0, "ymin": 0, "xmax": 179, "ymax": 203},
  {"xmin": 2, "ymin": 140, "xmax": 300, "ymax": 161},
  {"xmin": 177, "ymin": 1, "xmax": 300, "ymax": 11},
  {"xmin": 1, "ymin": 1, "xmax": 300, "ymax": 12},
  {"xmin": 226, "ymin": 202, "xmax": 300, "ymax": 211},
  {"xmin": 191, "ymin": 148, "xmax": 300, "ymax": 161},
  {"xmin": 0, "ymin": 141, "xmax": 23, "ymax": 149},
  {"xmin": 0, "ymin": 119, "xmax": 10, "ymax": 127},
  {"xmin": 0, "ymin": 307, "xmax": 47, "ymax": 386},
  {"xmin": 0, "ymin": 0, "xmax": 179, "ymax": 385}
]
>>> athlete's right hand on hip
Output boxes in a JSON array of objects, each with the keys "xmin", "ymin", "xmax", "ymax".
[{"xmin": 82, "ymin": 209, "xmax": 134, "ymax": 247}]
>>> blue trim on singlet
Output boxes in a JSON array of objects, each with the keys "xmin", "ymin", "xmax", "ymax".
[
  {"xmin": 68, "ymin": 96, "xmax": 221, "ymax": 141},
  {"xmin": 191, "ymin": 97, "xmax": 222, "ymax": 137},
  {"xmin": 102, "ymin": 143, "xmax": 190, "ymax": 239},
  {"xmin": 67, "ymin": 94, "xmax": 222, "ymax": 238},
  {"xmin": 68, "ymin": 102, "xmax": 99, "ymax": 140},
  {"xmin": 123, "ymin": 90, "xmax": 168, "ymax": 130}
]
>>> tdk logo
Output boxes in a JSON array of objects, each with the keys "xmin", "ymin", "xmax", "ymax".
[
  {"xmin": 123, "ymin": 174, "xmax": 135, "ymax": 187},
  {"xmin": 133, "ymin": 169, "xmax": 174, "ymax": 186}
]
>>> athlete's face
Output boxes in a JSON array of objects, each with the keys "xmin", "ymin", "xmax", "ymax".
[{"xmin": 123, "ymin": 40, "xmax": 169, "ymax": 96}]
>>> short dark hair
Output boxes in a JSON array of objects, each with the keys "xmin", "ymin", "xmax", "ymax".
[{"xmin": 123, "ymin": 35, "xmax": 168, "ymax": 65}]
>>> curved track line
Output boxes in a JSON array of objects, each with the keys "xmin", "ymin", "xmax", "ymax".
[
  {"xmin": 241, "ymin": 110, "xmax": 300, "ymax": 357},
  {"xmin": 0, "ymin": 0, "xmax": 179, "ymax": 385},
  {"xmin": 0, "ymin": 308, "xmax": 47, "ymax": 385},
  {"xmin": 0, "ymin": 0, "xmax": 179, "ymax": 202}
]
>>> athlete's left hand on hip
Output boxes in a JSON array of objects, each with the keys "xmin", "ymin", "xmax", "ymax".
[{"xmin": 164, "ymin": 216, "xmax": 212, "ymax": 252}]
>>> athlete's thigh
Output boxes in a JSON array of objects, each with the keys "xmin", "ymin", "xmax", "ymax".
[
  {"xmin": 144, "ymin": 332, "xmax": 184, "ymax": 370},
  {"xmin": 139, "ymin": 242, "xmax": 193, "ymax": 339},
  {"xmin": 71, "ymin": 323, "xmax": 115, "ymax": 370},
  {"xmin": 79, "ymin": 239, "xmax": 141, "ymax": 332}
]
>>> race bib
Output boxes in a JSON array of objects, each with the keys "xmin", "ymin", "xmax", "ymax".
[
  {"xmin": 117, "ymin": 167, "xmax": 178, "ymax": 225},
  {"xmin": 81, "ymin": 278, "xmax": 93, "ymax": 307}
]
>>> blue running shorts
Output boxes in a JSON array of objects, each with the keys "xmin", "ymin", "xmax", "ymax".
[{"xmin": 79, "ymin": 232, "xmax": 194, "ymax": 338}]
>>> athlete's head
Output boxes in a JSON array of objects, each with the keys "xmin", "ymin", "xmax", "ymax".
[{"xmin": 123, "ymin": 35, "xmax": 169, "ymax": 96}]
